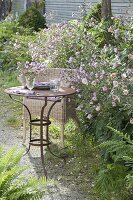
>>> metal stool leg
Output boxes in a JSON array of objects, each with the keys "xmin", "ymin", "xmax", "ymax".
[
  {"xmin": 22, "ymin": 118, "xmax": 27, "ymax": 143},
  {"xmin": 61, "ymin": 123, "xmax": 65, "ymax": 147}
]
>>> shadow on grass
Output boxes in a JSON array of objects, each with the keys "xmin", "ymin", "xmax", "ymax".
[{"xmin": 24, "ymin": 135, "xmax": 99, "ymax": 200}]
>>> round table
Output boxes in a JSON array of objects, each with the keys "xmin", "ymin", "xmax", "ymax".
[{"xmin": 5, "ymin": 86, "xmax": 76, "ymax": 178}]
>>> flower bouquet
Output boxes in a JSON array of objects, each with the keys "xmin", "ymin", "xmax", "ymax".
[{"xmin": 17, "ymin": 61, "xmax": 46, "ymax": 90}]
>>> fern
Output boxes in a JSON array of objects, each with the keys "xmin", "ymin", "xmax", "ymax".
[
  {"xmin": 95, "ymin": 126, "xmax": 133, "ymax": 199},
  {"xmin": 0, "ymin": 147, "xmax": 24, "ymax": 173},
  {"xmin": 99, "ymin": 127, "xmax": 133, "ymax": 163},
  {"xmin": 96, "ymin": 165, "xmax": 127, "ymax": 200},
  {"xmin": 126, "ymin": 173, "xmax": 133, "ymax": 189},
  {"xmin": 106, "ymin": 126, "xmax": 133, "ymax": 144},
  {"xmin": 0, "ymin": 146, "xmax": 46, "ymax": 200}
]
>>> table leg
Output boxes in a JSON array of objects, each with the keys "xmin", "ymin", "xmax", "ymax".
[
  {"xmin": 9, "ymin": 94, "xmax": 32, "ymax": 155},
  {"xmin": 40, "ymin": 97, "xmax": 48, "ymax": 178},
  {"xmin": 8, "ymin": 94, "xmax": 66, "ymax": 178},
  {"xmin": 46, "ymin": 98, "xmax": 66, "ymax": 163},
  {"xmin": 40, "ymin": 139, "xmax": 47, "ymax": 178}
]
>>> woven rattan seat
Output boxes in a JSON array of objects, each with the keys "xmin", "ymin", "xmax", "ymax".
[{"xmin": 22, "ymin": 68, "xmax": 77, "ymax": 146}]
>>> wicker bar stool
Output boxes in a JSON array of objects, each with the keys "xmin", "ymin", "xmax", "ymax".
[{"xmin": 22, "ymin": 68, "xmax": 77, "ymax": 146}]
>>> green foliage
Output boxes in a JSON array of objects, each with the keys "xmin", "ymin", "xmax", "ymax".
[
  {"xmin": 1, "ymin": 7, "xmax": 133, "ymax": 199},
  {"xmin": 0, "ymin": 20, "xmax": 33, "ymax": 42},
  {"xmin": 85, "ymin": 2, "xmax": 102, "ymax": 23},
  {"xmin": 0, "ymin": 146, "xmax": 46, "ymax": 200},
  {"xmin": 74, "ymin": 16, "xmax": 133, "ymax": 141},
  {"xmin": 2, "ymin": 5, "xmax": 131, "ymax": 147},
  {"xmin": 44, "ymin": 120, "xmax": 98, "ymax": 198},
  {"xmin": 15, "ymin": 13, "xmax": 133, "ymax": 144},
  {"xmin": 65, "ymin": 119, "xmax": 77, "ymax": 135},
  {"xmin": 18, "ymin": 7, "xmax": 47, "ymax": 32},
  {"xmin": 49, "ymin": 122, "xmax": 60, "ymax": 139},
  {"xmin": 0, "ymin": 35, "xmax": 32, "ymax": 71},
  {"xmin": 25, "ymin": 20, "xmax": 84, "ymax": 68},
  {"xmin": 0, "ymin": 19, "xmax": 35, "ymax": 71},
  {"xmin": 96, "ymin": 165, "xmax": 127, "ymax": 200},
  {"xmin": 0, "ymin": 71, "xmax": 23, "ymax": 128},
  {"xmin": 0, "ymin": 21, "xmax": 17, "ymax": 42},
  {"xmin": 31, "ymin": 0, "xmax": 45, "ymax": 14},
  {"xmin": 95, "ymin": 127, "xmax": 133, "ymax": 199},
  {"xmin": 0, "ymin": 71, "xmax": 19, "ymax": 88}
]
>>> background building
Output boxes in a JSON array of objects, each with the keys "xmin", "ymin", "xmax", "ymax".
[{"xmin": 11, "ymin": 0, "xmax": 133, "ymax": 24}]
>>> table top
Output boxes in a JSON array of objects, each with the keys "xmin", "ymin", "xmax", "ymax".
[{"xmin": 5, "ymin": 86, "xmax": 76, "ymax": 98}]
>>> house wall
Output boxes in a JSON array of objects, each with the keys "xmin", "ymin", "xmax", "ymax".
[
  {"xmin": 11, "ymin": 0, "xmax": 44, "ymax": 17},
  {"xmin": 11, "ymin": 0, "xmax": 133, "ymax": 23},
  {"xmin": 45, "ymin": 0, "xmax": 133, "ymax": 24},
  {"xmin": 11, "ymin": 0, "xmax": 27, "ymax": 16}
]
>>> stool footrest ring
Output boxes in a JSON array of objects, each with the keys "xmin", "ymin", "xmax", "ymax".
[
  {"xmin": 30, "ymin": 119, "xmax": 51, "ymax": 126},
  {"xmin": 29, "ymin": 139, "xmax": 51, "ymax": 146}
]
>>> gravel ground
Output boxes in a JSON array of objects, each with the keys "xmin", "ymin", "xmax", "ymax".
[{"xmin": 0, "ymin": 116, "xmax": 90, "ymax": 200}]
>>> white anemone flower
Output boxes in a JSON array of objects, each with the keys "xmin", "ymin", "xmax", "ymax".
[
  {"xmin": 113, "ymin": 81, "xmax": 119, "ymax": 88},
  {"xmin": 82, "ymin": 77, "xmax": 88, "ymax": 85},
  {"xmin": 87, "ymin": 114, "xmax": 92, "ymax": 119},
  {"xmin": 123, "ymin": 89, "xmax": 129, "ymax": 95},
  {"xmin": 95, "ymin": 104, "xmax": 101, "ymax": 112}
]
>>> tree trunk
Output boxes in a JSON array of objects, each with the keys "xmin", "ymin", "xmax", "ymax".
[
  {"xmin": 34, "ymin": 0, "xmax": 38, "ymax": 8},
  {"xmin": 101, "ymin": 0, "xmax": 112, "ymax": 19},
  {"xmin": 26, "ymin": 0, "xmax": 32, "ymax": 8},
  {"xmin": 0, "ymin": 0, "xmax": 12, "ymax": 20}
]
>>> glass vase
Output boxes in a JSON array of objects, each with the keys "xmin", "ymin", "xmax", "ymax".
[
  {"xmin": 26, "ymin": 76, "xmax": 35, "ymax": 90},
  {"xmin": 17, "ymin": 74, "xmax": 26, "ymax": 88},
  {"xmin": 50, "ymin": 79, "xmax": 60, "ymax": 92}
]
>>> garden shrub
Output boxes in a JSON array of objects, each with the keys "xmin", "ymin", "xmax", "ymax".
[
  {"xmin": 0, "ymin": 21, "xmax": 17, "ymax": 42},
  {"xmin": 18, "ymin": 14, "xmax": 133, "ymax": 142},
  {"xmin": 37, "ymin": 16, "xmax": 132, "ymax": 142},
  {"xmin": 75, "ymin": 16, "xmax": 133, "ymax": 141},
  {"xmin": 0, "ymin": 34, "xmax": 34, "ymax": 71},
  {"xmin": 18, "ymin": 7, "xmax": 47, "ymax": 31},
  {"xmin": 0, "ymin": 19, "xmax": 34, "ymax": 71},
  {"xmin": 31, "ymin": 0, "xmax": 45, "ymax": 14},
  {"xmin": 17, "ymin": 14, "xmax": 133, "ymax": 143},
  {"xmin": 85, "ymin": 2, "xmax": 102, "ymax": 23},
  {"xmin": 0, "ymin": 33, "xmax": 33, "ymax": 71},
  {"xmin": 27, "ymin": 21, "xmax": 83, "ymax": 68},
  {"xmin": 0, "ymin": 20, "xmax": 33, "ymax": 43}
]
